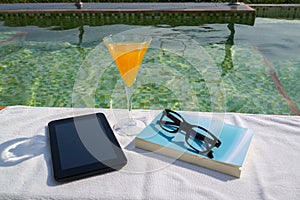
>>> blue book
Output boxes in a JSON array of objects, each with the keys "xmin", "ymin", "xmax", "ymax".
[{"xmin": 135, "ymin": 110, "xmax": 254, "ymax": 177}]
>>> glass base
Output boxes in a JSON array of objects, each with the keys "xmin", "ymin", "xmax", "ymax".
[{"xmin": 113, "ymin": 117, "xmax": 147, "ymax": 136}]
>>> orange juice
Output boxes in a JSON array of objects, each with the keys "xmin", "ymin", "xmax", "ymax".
[{"xmin": 105, "ymin": 42, "xmax": 150, "ymax": 86}]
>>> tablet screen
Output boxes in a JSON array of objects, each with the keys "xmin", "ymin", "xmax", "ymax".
[
  {"xmin": 54, "ymin": 116, "xmax": 117, "ymax": 170},
  {"xmin": 48, "ymin": 113, "xmax": 127, "ymax": 181}
]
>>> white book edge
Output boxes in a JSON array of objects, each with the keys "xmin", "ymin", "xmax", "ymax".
[{"xmin": 135, "ymin": 137, "xmax": 242, "ymax": 178}]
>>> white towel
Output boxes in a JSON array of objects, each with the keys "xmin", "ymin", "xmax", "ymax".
[{"xmin": 0, "ymin": 106, "xmax": 300, "ymax": 199}]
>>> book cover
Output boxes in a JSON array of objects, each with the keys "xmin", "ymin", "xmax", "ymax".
[{"xmin": 135, "ymin": 111, "xmax": 254, "ymax": 178}]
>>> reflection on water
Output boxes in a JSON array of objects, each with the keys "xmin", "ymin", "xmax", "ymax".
[{"xmin": 220, "ymin": 23, "xmax": 235, "ymax": 77}]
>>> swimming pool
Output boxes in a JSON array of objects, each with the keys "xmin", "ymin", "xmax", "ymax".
[{"xmin": 1, "ymin": 17, "xmax": 299, "ymax": 115}]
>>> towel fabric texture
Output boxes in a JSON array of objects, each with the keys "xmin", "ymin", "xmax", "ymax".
[{"xmin": 0, "ymin": 106, "xmax": 299, "ymax": 199}]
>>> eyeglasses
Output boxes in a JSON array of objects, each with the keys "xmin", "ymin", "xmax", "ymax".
[{"xmin": 156, "ymin": 109, "xmax": 221, "ymax": 159}]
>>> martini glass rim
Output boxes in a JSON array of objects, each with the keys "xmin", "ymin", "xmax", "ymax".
[{"xmin": 103, "ymin": 34, "xmax": 152, "ymax": 45}]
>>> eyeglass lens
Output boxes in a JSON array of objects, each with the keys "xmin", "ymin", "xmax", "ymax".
[
  {"xmin": 159, "ymin": 109, "xmax": 218, "ymax": 154},
  {"xmin": 187, "ymin": 127, "xmax": 214, "ymax": 153}
]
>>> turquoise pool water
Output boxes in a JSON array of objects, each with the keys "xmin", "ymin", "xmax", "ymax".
[{"xmin": 1, "ymin": 18, "xmax": 299, "ymax": 115}]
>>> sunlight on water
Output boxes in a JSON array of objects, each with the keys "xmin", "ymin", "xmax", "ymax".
[{"xmin": 0, "ymin": 18, "xmax": 299, "ymax": 115}]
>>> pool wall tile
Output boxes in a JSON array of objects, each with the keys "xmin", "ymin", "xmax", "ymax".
[
  {"xmin": 0, "ymin": 3, "xmax": 256, "ymax": 27},
  {"xmin": 250, "ymin": 4, "xmax": 300, "ymax": 19}
]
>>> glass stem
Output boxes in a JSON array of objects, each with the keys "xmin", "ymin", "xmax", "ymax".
[{"xmin": 125, "ymin": 85, "xmax": 135, "ymax": 120}]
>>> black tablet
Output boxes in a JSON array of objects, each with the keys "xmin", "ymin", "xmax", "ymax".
[{"xmin": 48, "ymin": 113, "xmax": 127, "ymax": 182}]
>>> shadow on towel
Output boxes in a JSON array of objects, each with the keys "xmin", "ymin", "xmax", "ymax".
[
  {"xmin": 0, "ymin": 135, "xmax": 45, "ymax": 167},
  {"xmin": 0, "ymin": 130, "xmax": 63, "ymax": 187}
]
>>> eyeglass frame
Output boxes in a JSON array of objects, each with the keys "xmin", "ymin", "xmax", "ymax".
[{"xmin": 156, "ymin": 109, "xmax": 221, "ymax": 159}]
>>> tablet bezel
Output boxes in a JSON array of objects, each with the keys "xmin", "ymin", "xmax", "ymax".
[{"xmin": 48, "ymin": 113, "xmax": 127, "ymax": 182}]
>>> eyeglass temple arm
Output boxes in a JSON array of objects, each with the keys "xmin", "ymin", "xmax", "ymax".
[{"xmin": 207, "ymin": 151, "xmax": 214, "ymax": 159}]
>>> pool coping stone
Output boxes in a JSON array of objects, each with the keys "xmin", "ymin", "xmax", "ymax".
[{"xmin": 0, "ymin": 2, "xmax": 254, "ymax": 13}]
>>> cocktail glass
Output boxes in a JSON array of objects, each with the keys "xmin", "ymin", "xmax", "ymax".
[{"xmin": 103, "ymin": 34, "xmax": 152, "ymax": 135}]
